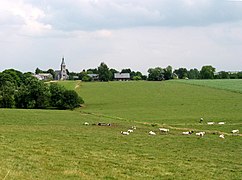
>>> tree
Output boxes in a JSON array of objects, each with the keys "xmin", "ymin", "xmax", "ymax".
[
  {"xmin": 47, "ymin": 69, "xmax": 56, "ymax": 79},
  {"xmin": 82, "ymin": 74, "xmax": 92, "ymax": 82},
  {"xmin": 147, "ymin": 67, "xmax": 164, "ymax": 81},
  {"xmin": 187, "ymin": 68, "xmax": 200, "ymax": 79},
  {"xmin": 164, "ymin": 65, "xmax": 173, "ymax": 80},
  {"xmin": 62, "ymin": 90, "xmax": 84, "ymax": 110},
  {"xmin": 132, "ymin": 76, "xmax": 142, "ymax": 80},
  {"xmin": 131, "ymin": 71, "xmax": 143, "ymax": 80},
  {"xmin": 49, "ymin": 83, "xmax": 84, "ymax": 109},
  {"xmin": 217, "ymin": 71, "xmax": 229, "ymax": 79},
  {"xmin": 200, "ymin": 65, "xmax": 216, "ymax": 79},
  {"xmin": 78, "ymin": 70, "xmax": 86, "ymax": 80},
  {"xmin": 14, "ymin": 85, "xmax": 29, "ymax": 108},
  {"xmin": 0, "ymin": 73, "xmax": 15, "ymax": 87},
  {"xmin": 15, "ymin": 76, "xmax": 50, "ymax": 109},
  {"xmin": 0, "ymin": 69, "xmax": 85, "ymax": 110},
  {"xmin": 35, "ymin": 68, "xmax": 42, "ymax": 74},
  {"xmin": 121, "ymin": 69, "xmax": 131, "ymax": 73},
  {"xmin": 237, "ymin": 72, "xmax": 242, "ymax": 79},
  {"xmin": 49, "ymin": 83, "xmax": 65, "ymax": 108},
  {"xmin": 1, "ymin": 69, "xmax": 23, "ymax": 87},
  {"xmin": 141, "ymin": 75, "xmax": 147, "ymax": 80},
  {"xmin": 98, "ymin": 62, "xmax": 112, "ymax": 81},
  {"xmin": 0, "ymin": 81, "xmax": 15, "ymax": 108},
  {"xmin": 68, "ymin": 72, "xmax": 79, "ymax": 80},
  {"xmin": 109, "ymin": 68, "xmax": 118, "ymax": 81},
  {"xmin": 173, "ymin": 68, "xmax": 188, "ymax": 79},
  {"xmin": 87, "ymin": 68, "xmax": 98, "ymax": 74}
]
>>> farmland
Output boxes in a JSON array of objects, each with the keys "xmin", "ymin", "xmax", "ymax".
[
  {"xmin": 176, "ymin": 79, "xmax": 242, "ymax": 93},
  {"xmin": 0, "ymin": 80, "xmax": 242, "ymax": 179}
]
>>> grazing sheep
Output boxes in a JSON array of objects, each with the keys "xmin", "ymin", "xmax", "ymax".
[
  {"xmin": 159, "ymin": 128, "xmax": 169, "ymax": 133},
  {"xmin": 182, "ymin": 132, "xmax": 190, "ymax": 135},
  {"xmin": 207, "ymin": 122, "xmax": 215, "ymax": 125},
  {"xmin": 196, "ymin": 132, "xmax": 205, "ymax": 137},
  {"xmin": 132, "ymin": 126, "xmax": 137, "ymax": 130},
  {"xmin": 218, "ymin": 122, "xmax": 225, "ymax": 125},
  {"xmin": 182, "ymin": 131, "xmax": 193, "ymax": 135},
  {"xmin": 200, "ymin": 118, "xmax": 204, "ymax": 123},
  {"xmin": 98, "ymin": 122, "xmax": 111, "ymax": 126},
  {"xmin": 127, "ymin": 129, "xmax": 134, "ymax": 133},
  {"xmin": 219, "ymin": 134, "xmax": 225, "ymax": 139},
  {"xmin": 231, "ymin": 129, "xmax": 239, "ymax": 134},
  {"xmin": 84, "ymin": 122, "xmax": 89, "ymax": 125},
  {"xmin": 149, "ymin": 131, "xmax": 156, "ymax": 135},
  {"xmin": 121, "ymin": 131, "xmax": 129, "ymax": 135}
]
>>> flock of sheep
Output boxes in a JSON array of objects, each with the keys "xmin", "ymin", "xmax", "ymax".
[
  {"xmin": 119, "ymin": 118, "xmax": 240, "ymax": 139},
  {"xmin": 84, "ymin": 118, "xmax": 240, "ymax": 139}
]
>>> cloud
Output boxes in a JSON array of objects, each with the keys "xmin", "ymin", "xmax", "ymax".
[
  {"xmin": 0, "ymin": 1, "xmax": 52, "ymax": 36},
  {"xmin": 2, "ymin": 0, "xmax": 242, "ymax": 34},
  {"xmin": 25, "ymin": 0, "xmax": 242, "ymax": 31}
]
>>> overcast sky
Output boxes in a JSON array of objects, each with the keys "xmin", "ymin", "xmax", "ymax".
[{"xmin": 1, "ymin": 0, "xmax": 242, "ymax": 74}]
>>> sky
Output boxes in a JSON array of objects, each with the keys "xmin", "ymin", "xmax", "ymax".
[{"xmin": 1, "ymin": 0, "xmax": 242, "ymax": 74}]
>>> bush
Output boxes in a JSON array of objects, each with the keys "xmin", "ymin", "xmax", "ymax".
[
  {"xmin": 50, "ymin": 83, "xmax": 84, "ymax": 110},
  {"xmin": 132, "ymin": 76, "xmax": 142, "ymax": 81},
  {"xmin": 62, "ymin": 90, "xmax": 84, "ymax": 110}
]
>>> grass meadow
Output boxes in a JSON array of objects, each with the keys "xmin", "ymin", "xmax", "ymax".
[
  {"xmin": 176, "ymin": 79, "xmax": 242, "ymax": 93},
  {"xmin": 0, "ymin": 80, "xmax": 241, "ymax": 179}
]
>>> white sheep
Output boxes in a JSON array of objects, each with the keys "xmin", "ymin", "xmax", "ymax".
[
  {"xmin": 231, "ymin": 129, "xmax": 239, "ymax": 134},
  {"xmin": 132, "ymin": 126, "xmax": 137, "ymax": 130},
  {"xmin": 207, "ymin": 122, "xmax": 215, "ymax": 125},
  {"xmin": 84, "ymin": 122, "xmax": 89, "ymax": 125},
  {"xmin": 149, "ymin": 131, "xmax": 156, "ymax": 135},
  {"xmin": 182, "ymin": 131, "xmax": 191, "ymax": 135},
  {"xmin": 200, "ymin": 118, "xmax": 204, "ymax": 123},
  {"xmin": 219, "ymin": 134, "xmax": 225, "ymax": 139},
  {"xmin": 218, "ymin": 122, "xmax": 225, "ymax": 125},
  {"xmin": 127, "ymin": 129, "xmax": 134, "ymax": 133},
  {"xmin": 183, "ymin": 131, "xmax": 193, "ymax": 135},
  {"xmin": 196, "ymin": 132, "xmax": 205, "ymax": 137},
  {"xmin": 159, "ymin": 128, "xmax": 169, "ymax": 133},
  {"xmin": 121, "ymin": 131, "xmax": 129, "ymax": 135}
]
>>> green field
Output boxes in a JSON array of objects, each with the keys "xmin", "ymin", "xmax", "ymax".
[
  {"xmin": 176, "ymin": 79, "xmax": 242, "ymax": 93},
  {"xmin": 0, "ymin": 80, "xmax": 241, "ymax": 179}
]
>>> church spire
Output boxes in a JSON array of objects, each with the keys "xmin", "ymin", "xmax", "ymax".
[{"xmin": 61, "ymin": 56, "xmax": 65, "ymax": 65}]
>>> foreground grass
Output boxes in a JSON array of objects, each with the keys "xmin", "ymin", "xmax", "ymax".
[
  {"xmin": 0, "ymin": 80, "xmax": 242, "ymax": 179},
  {"xmin": 0, "ymin": 109, "xmax": 241, "ymax": 179}
]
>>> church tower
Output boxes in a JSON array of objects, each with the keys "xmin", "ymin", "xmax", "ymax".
[{"xmin": 60, "ymin": 57, "xmax": 68, "ymax": 80}]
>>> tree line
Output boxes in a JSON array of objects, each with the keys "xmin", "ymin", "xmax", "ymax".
[
  {"xmin": 66, "ymin": 63, "xmax": 242, "ymax": 81},
  {"xmin": 35, "ymin": 62, "xmax": 242, "ymax": 81},
  {"xmin": 0, "ymin": 69, "xmax": 84, "ymax": 109}
]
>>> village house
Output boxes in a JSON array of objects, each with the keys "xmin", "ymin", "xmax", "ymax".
[
  {"xmin": 114, "ymin": 73, "xmax": 130, "ymax": 81},
  {"xmin": 33, "ymin": 73, "xmax": 53, "ymax": 80}
]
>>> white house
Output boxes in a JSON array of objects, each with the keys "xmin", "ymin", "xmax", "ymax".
[
  {"xmin": 114, "ymin": 73, "xmax": 130, "ymax": 81},
  {"xmin": 33, "ymin": 73, "xmax": 53, "ymax": 80}
]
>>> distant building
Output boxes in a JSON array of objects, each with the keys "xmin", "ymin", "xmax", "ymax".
[
  {"xmin": 33, "ymin": 73, "xmax": 53, "ymax": 80},
  {"xmin": 114, "ymin": 73, "xmax": 130, "ymax": 81},
  {"xmin": 87, "ymin": 74, "xmax": 99, "ymax": 81},
  {"xmin": 55, "ymin": 57, "xmax": 68, "ymax": 80}
]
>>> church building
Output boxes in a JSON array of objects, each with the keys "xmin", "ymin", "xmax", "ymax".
[{"xmin": 55, "ymin": 57, "xmax": 68, "ymax": 80}]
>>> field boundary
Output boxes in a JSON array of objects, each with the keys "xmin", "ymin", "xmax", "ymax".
[{"xmin": 173, "ymin": 79, "xmax": 242, "ymax": 94}]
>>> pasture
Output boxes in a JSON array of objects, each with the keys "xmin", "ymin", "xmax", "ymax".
[
  {"xmin": 176, "ymin": 79, "xmax": 242, "ymax": 93},
  {"xmin": 0, "ymin": 80, "xmax": 241, "ymax": 179}
]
